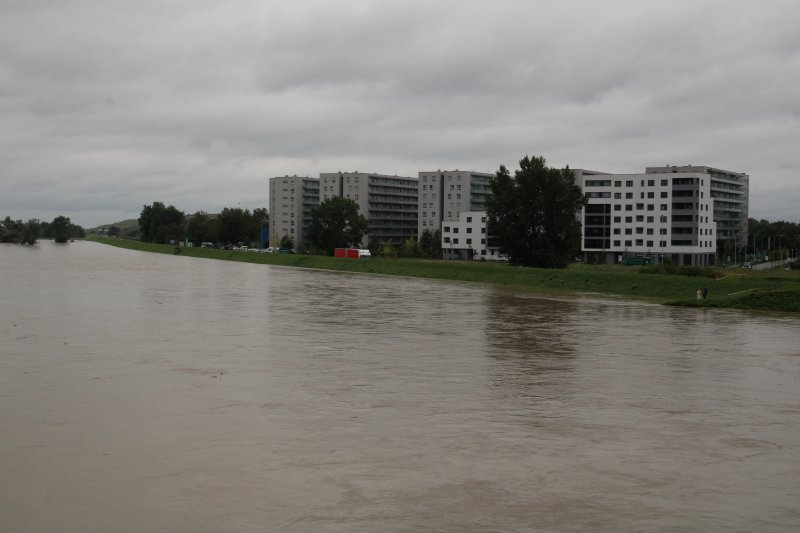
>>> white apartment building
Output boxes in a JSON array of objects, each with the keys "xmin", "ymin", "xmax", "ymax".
[
  {"xmin": 417, "ymin": 170, "xmax": 493, "ymax": 238},
  {"xmin": 268, "ymin": 175, "xmax": 319, "ymax": 248},
  {"xmin": 577, "ymin": 169, "xmax": 717, "ymax": 266},
  {"xmin": 441, "ymin": 211, "xmax": 506, "ymax": 261},
  {"xmin": 319, "ymin": 172, "xmax": 418, "ymax": 247},
  {"xmin": 645, "ymin": 165, "xmax": 749, "ymax": 250}
]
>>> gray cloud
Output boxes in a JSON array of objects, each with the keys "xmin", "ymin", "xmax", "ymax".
[{"xmin": 1, "ymin": 0, "xmax": 798, "ymax": 226}]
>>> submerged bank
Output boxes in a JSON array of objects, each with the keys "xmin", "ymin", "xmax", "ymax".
[{"xmin": 88, "ymin": 238, "xmax": 800, "ymax": 312}]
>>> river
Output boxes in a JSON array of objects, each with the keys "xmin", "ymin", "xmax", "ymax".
[{"xmin": 1, "ymin": 241, "xmax": 798, "ymax": 531}]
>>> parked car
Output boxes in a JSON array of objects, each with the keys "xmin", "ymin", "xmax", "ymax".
[
  {"xmin": 357, "ymin": 249, "xmax": 371, "ymax": 258},
  {"xmin": 200, "ymin": 242, "xmax": 214, "ymax": 248}
]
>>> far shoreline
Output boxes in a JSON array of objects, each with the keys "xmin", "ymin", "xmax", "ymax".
[{"xmin": 86, "ymin": 237, "xmax": 800, "ymax": 313}]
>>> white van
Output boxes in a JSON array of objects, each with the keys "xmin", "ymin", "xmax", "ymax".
[{"xmin": 358, "ymin": 249, "xmax": 371, "ymax": 258}]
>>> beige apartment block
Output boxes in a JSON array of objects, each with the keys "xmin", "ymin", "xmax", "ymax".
[
  {"xmin": 576, "ymin": 169, "xmax": 720, "ymax": 266},
  {"xmin": 417, "ymin": 170, "xmax": 493, "ymax": 238},
  {"xmin": 441, "ymin": 211, "xmax": 506, "ymax": 261},
  {"xmin": 645, "ymin": 165, "xmax": 749, "ymax": 250},
  {"xmin": 319, "ymin": 172, "xmax": 418, "ymax": 247},
  {"xmin": 268, "ymin": 175, "xmax": 319, "ymax": 248}
]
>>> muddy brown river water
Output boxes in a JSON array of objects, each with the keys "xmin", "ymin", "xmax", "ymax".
[{"xmin": 1, "ymin": 241, "xmax": 799, "ymax": 531}]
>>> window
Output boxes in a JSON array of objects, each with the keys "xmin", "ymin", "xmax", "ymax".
[
  {"xmin": 443, "ymin": 226, "xmax": 450, "ymax": 232},
  {"xmin": 613, "ymin": 216, "xmax": 621, "ymax": 222},
  {"xmin": 613, "ymin": 240, "xmax": 621, "ymax": 246},
  {"xmin": 661, "ymin": 191, "xmax": 668, "ymax": 198},
  {"xmin": 614, "ymin": 181, "xmax": 622, "ymax": 187},
  {"xmin": 614, "ymin": 193, "xmax": 621, "ymax": 199},
  {"xmin": 625, "ymin": 240, "xmax": 632, "ymax": 246},
  {"xmin": 481, "ymin": 227, "xmax": 486, "ymax": 233},
  {"xmin": 625, "ymin": 205, "xmax": 633, "ymax": 211},
  {"xmin": 466, "ymin": 216, "xmax": 472, "ymax": 223},
  {"xmin": 647, "ymin": 180, "xmax": 655, "ymax": 186},
  {"xmin": 626, "ymin": 180, "xmax": 633, "ymax": 187},
  {"xmin": 625, "ymin": 216, "xmax": 633, "ymax": 223},
  {"xmin": 625, "ymin": 228, "xmax": 632, "ymax": 235},
  {"xmin": 646, "ymin": 228, "xmax": 653, "ymax": 235},
  {"xmin": 466, "ymin": 227, "xmax": 472, "ymax": 234},
  {"xmin": 636, "ymin": 215, "xmax": 644, "ymax": 222},
  {"xmin": 647, "ymin": 192, "xmax": 655, "ymax": 198},
  {"xmin": 660, "ymin": 204, "xmax": 668, "ymax": 211},
  {"xmin": 646, "ymin": 240, "xmax": 654, "ymax": 247},
  {"xmin": 660, "ymin": 215, "xmax": 668, "ymax": 223},
  {"xmin": 614, "ymin": 205, "xmax": 621, "ymax": 211},
  {"xmin": 635, "ymin": 227, "xmax": 644, "ymax": 234},
  {"xmin": 613, "ymin": 228, "xmax": 621, "ymax": 235},
  {"xmin": 636, "ymin": 203, "xmax": 644, "ymax": 210},
  {"xmin": 443, "ymin": 237, "xmax": 450, "ymax": 243},
  {"xmin": 626, "ymin": 192, "xmax": 633, "ymax": 199},
  {"xmin": 453, "ymin": 238, "xmax": 459, "ymax": 244},
  {"xmin": 453, "ymin": 227, "xmax": 459, "ymax": 233},
  {"xmin": 636, "ymin": 239, "xmax": 643, "ymax": 246},
  {"xmin": 647, "ymin": 216, "xmax": 654, "ymax": 223},
  {"xmin": 659, "ymin": 228, "xmax": 667, "ymax": 235},
  {"xmin": 466, "ymin": 238, "xmax": 472, "ymax": 244},
  {"xmin": 661, "ymin": 179, "xmax": 668, "ymax": 186},
  {"xmin": 647, "ymin": 204, "xmax": 654, "ymax": 211}
]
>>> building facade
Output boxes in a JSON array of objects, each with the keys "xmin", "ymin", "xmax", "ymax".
[
  {"xmin": 441, "ymin": 211, "xmax": 506, "ymax": 261},
  {"xmin": 319, "ymin": 172, "xmax": 418, "ymax": 247},
  {"xmin": 644, "ymin": 165, "xmax": 749, "ymax": 251},
  {"xmin": 268, "ymin": 175, "xmax": 319, "ymax": 248},
  {"xmin": 578, "ymin": 170, "xmax": 718, "ymax": 265},
  {"xmin": 417, "ymin": 170, "xmax": 493, "ymax": 238}
]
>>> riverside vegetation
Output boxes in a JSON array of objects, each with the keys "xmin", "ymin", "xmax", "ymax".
[{"xmin": 89, "ymin": 237, "xmax": 800, "ymax": 313}]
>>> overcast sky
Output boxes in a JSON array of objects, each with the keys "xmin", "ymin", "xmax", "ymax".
[{"xmin": 1, "ymin": 0, "xmax": 798, "ymax": 228}]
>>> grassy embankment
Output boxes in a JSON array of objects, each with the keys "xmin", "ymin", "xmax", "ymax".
[{"xmin": 88, "ymin": 237, "xmax": 800, "ymax": 312}]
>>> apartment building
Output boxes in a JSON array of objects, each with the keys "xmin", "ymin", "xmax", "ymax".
[
  {"xmin": 319, "ymin": 172, "xmax": 418, "ymax": 247},
  {"xmin": 577, "ymin": 169, "xmax": 718, "ymax": 266},
  {"xmin": 417, "ymin": 170, "xmax": 493, "ymax": 238},
  {"xmin": 441, "ymin": 211, "xmax": 506, "ymax": 261},
  {"xmin": 268, "ymin": 175, "xmax": 319, "ymax": 248},
  {"xmin": 645, "ymin": 165, "xmax": 749, "ymax": 250}
]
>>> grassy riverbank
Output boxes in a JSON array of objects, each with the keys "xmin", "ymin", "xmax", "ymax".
[{"xmin": 88, "ymin": 237, "xmax": 800, "ymax": 312}]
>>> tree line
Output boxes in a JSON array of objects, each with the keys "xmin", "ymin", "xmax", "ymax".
[
  {"xmin": 137, "ymin": 202, "xmax": 269, "ymax": 246},
  {"xmin": 1, "ymin": 215, "xmax": 85, "ymax": 245}
]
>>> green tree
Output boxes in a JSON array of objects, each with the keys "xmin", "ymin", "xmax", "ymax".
[
  {"xmin": 185, "ymin": 211, "xmax": 216, "ymax": 246},
  {"xmin": 419, "ymin": 229, "xmax": 442, "ymax": 259},
  {"xmin": 306, "ymin": 197, "xmax": 370, "ymax": 255},
  {"xmin": 20, "ymin": 219, "xmax": 41, "ymax": 245},
  {"xmin": 107, "ymin": 225, "xmax": 121, "ymax": 237},
  {"xmin": 139, "ymin": 202, "xmax": 185, "ymax": 243},
  {"xmin": 486, "ymin": 155, "xmax": 586, "ymax": 268},
  {"xmin": 279, "ymin": 235, "xmax": 295, "ymax": 251},
  {"xmin": 398, "ymin": 238, "xmax": 421, "ymax": 258},
  {"xmin": 1, "ymin": 217, "xmax": 23, "ymax": 242},
  {"xmin": 215, "ymin": 207, "xmax": 254, "ymax": 245},
  {"xmin": 51, "ymin": 215, "xmax": 71, "ymax": 243}
]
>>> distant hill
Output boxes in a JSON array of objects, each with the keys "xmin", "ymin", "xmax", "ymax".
[{"xmin": 87, "ymin": 219, "xmax": 139, "ymax": 237}]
